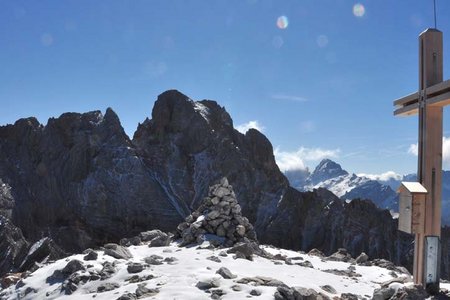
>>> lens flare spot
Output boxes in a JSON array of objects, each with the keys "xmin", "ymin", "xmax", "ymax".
[
  {"xmin": 276, "ymin": 16, "xmax": 288, "ymax": 29},
  {"xmin": 353, "ymin": 3, "xmax": 365, "ymax": 17},
  {"xmin": 316, "ymin": 35, "xmax": 329, "ymax": 48}
]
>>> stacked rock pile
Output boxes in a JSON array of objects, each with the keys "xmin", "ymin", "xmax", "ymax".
[{"xmin": 177, "ymin": 178, "xmax": 257, "ymax": 246}]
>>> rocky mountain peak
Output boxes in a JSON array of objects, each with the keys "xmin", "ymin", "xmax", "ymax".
[
  {"xmin": 149, "ymin": 90, "xmax": 233, "ymax": 138},
  {"xmin": 309, "ymin": 159, "xmax": 348, "ymax": 185}
]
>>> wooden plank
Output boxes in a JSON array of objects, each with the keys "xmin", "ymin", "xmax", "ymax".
[
  {"xmin": 393, "ymin": 91, "xmax": 419, "ymax": 108},
  {"xmin": 426, "ymin": 79, "xmax": 450, "ymax": 97},
  {"xmin": 428, "ymin": 91, "xmax": 450, "ymax": 107},
  {"xmin": 394, "ymin": 102, "xmax": 419, "ymax": 116}
]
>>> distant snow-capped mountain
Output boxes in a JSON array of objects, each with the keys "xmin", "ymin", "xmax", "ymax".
[
  {"xmin": 285, "ymin": 159, "xmax": 450, "ymax": 225},
  {"xmin": 285, "ymin": 159, "xmax": 398, "ymax": 211}
]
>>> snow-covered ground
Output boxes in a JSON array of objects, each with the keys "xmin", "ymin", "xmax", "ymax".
[{"xmin": 0, "ymin": 240, "xmax": 422, "ymax": 300}]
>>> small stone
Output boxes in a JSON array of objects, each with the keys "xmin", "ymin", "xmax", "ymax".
[
  {"xmin": 307, "ymin": 248, "xmax": 325, "ymax": 257},
  {"xmin": 117, "ymin": 293, "xmax": 137, "ymax": 300},
  {"xmin": 196, "ymin": 278, "xmax": 220, "ymax": 290},
  {"xmin": 293, "ymin": 287, "xmax": 318, "ymax": 299},
  {"xmin": 207, "ymin": 256, "xmax": 222, "ymax": 263},
  {"xmin": 207, "ymin": 210, "xmax": 221, "ymax": 220},
  {"xmin": 297, "ymin": 261, "xmax": 314, "ymax": 268},
  {"xmin": 211, "ymin": 197, "xmax": 220, "ymax": 205},
  {"xmin": 104, "ymin": 244, "xmax": 133, "ymax": 260},
  {"xmin": 231, "ymin": 285, "xmax": 242, "ymax": 291},
  {"xmin": 356, "ymin": 252, "xmax": 369, "ymax": 264},
  {"xmin": 216, "ymin": 225, "xmax": 226, "ymax": 237},
  {"xmin": 164, "ymin": 257, "xmax": 178, "ymax": 264},
  {"xmin": 127, "ymin": 263, "xmax": 144, "ymax": 274},
  {"xmin": 236, "ymin": 225, "xmax": 246, "ymax": 236},
  {"xmin": 250, "ymin": 289, "xmax": 262, "ymax": 296},
  {"xmin": 216, "ymin": 267, "xmax": 237, "ymax": 279},
  {"xmin": 213, "ymin": 187, "xmax": 231, "ymax": 198},
  {"xmin": 97, "ymin": 282, "xmax": 119, "ymax": 293},
  {"xmin": 83, "ymin": 250, "xmax": 98, "ymax": 261},
  {"xmin": 218, "ymin": 251, "xmax": 228, "ymax": 257},
  {"xmin": 135, "ymin": 283, "xmax": 159, "ymax": 298},
  {"xmin": 99, "ymin": 262, "xmax": 116, "ymax": 280},
  {"xmin": 149, "ymin": 234, "xmax": 171, "ymax": 247},
  {"xmin": 144, "ymin": 255, "xmax": 163, "ymax": 265},
  {"xmin": 320, "ymin": 285, "xmax": 337, "ymax": 294}
]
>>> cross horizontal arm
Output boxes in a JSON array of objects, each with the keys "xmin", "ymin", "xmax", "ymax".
[{"xmin": 393, "ymin": 79, "xmax": 450, "ymax": 116}]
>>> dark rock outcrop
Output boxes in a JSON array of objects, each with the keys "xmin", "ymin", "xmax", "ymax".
[{"xmin": 0, "ymin": 216, "xmax": 28, "ymax": 276}]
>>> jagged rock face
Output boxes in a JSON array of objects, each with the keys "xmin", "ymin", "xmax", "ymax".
[
  {"xmin": 309, "ymin": 159, "xmax": 348, "ymax": 185},
  {"xmin": 262, "ymin": 188, "xmax": 414, "ymax": 271},
  {"xmin": 0, "ymin": 179, "xmax": 14, "ymax": 219},
  {"xmin": 0, "ymin": 216, "xmax": 29, "ymax": 275},
  {"xmin": 0, "ymin": 109, "xmax": 175, "ymax": 252},
  {"xmin": 0, "ymin": 90, "xmax": 287, "ymax": 255},
  {"xmin": 342, "ymin": 180, "xmax": 398, "ymax": 211},
  {"xmin": 133, "ymin": 90, "xmax": 288, "ymax": 234}
]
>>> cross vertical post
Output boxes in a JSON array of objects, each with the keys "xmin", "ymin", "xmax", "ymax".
[
  {"xmin": 393, "ymin": 27, "xmax": 450, "ymax": 294},
  {"xmin": 416, "ymin": 28, "xmax": 442, "ymax": 292}
]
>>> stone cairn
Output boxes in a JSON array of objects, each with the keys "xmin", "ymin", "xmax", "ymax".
[{"xmin": 177, "ymin": 178, "xmax": 257, "ymax": 247}]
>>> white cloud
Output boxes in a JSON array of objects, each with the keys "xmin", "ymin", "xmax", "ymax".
[
  {"xmin": 408, "ymin": 143, "xmax": 418, "ymax": 156},
  {"xmin": 236, "ymin": 120, "xmax": 265, "ymax": 134},
  {"xmin": 274, "ymin": 147, "xmax": 340, "ymax": 172},
  {"xmin": 407, "ymin": 137, "xmax": 450, "ymax": 169},
  {"xmin": 271, "ymin": 94, "xmax": 308, "ymax": 102},
  {"xmin": 357, "ymin": 171, "xmax": 402, "ymax": 182}
]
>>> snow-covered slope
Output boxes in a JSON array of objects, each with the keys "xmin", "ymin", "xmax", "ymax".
[{"xmin": 0, "ymin": 240, "xmax": 426, "ymax": 300}]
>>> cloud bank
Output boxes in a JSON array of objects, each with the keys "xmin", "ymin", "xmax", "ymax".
[
  {"xmin": 274, "ymin": 147, "xmax": 340, "ymax": 172},
  {"xmin": 357, "ymin": 171, "xmax": 402, "ymax": 182}
]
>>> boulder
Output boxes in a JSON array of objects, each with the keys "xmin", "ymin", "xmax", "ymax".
[
  {"xmin": 127, "ymin": 263, "xmax": 144, "ymax": 274},
  {"xmin": 216, "ymin": 267, "xmax": 237, "ymax": 279},
  {"xmin": 104, "ymin": 243, "xmax": 132, "ymax": 260},
  {"xmin": 83, "ymin": 250, "xmax": 98, "ymax": 261}
]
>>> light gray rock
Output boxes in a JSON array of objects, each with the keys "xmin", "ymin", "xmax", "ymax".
[
  {"xmin": 320, "ymin": 285, "xmax": 336, "ymax": 294},
  {"xmin": 372, "ymin": 285, "xmax": 396, "ymax": 300},
  {"xmin": 97, "ymin": 282, "xmax": 120, "ymax": 293},
  {"xmin": 148, "ymin": 234, "xmax": 171, "ymax": 247},
  {"xmin": 356, "ymin": 252, "xmax": 369, "ymax": 264},
  {"xmin": 216, "ymin": 267, "xmax": 236, "ymax": 279},
  {"xmin": 104, "ymin": 244, "xmax": 132, "ymax": 260},
  {"xmin": 135, "ymin": 283, "xmax": 159, "ymax": 298},
  {"xmin": 83, "ymin": 250, "xmax": 98, "ymax": 261},
  {"xmin": 117, "ymin": 293, "xmax": 137, "ymax": 300},
  {"xmin": 127, "ymin": 263, "xmax": 144, "ymax": 274},
  {"xmin": 195, "ymin": 278, "xmax": 220, "ymax": 290},
  {"xmin": 293, "ymin": 287, "xmax": 318, "ymax": 299}
]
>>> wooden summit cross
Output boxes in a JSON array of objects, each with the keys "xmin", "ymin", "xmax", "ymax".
[{"xmin": 394, "ymin": 28, "xmax": 450, "ymax": 293}]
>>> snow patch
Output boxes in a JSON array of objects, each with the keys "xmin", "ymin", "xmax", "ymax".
[{"xmin": 194, "ymin": 102, "xmax": 210, "ymax": 122}]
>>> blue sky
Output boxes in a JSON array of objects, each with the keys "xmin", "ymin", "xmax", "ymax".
[{"xmin": 1, "ymin": 1, "xmax": 450, "ymax": 176}]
